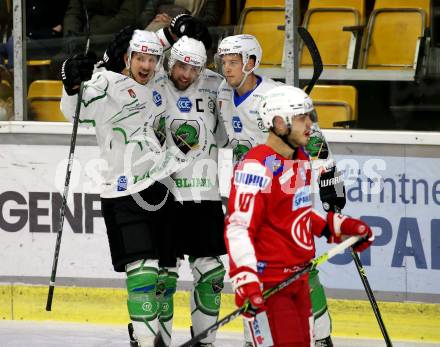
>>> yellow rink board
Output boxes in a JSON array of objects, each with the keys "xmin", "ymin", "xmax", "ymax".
[{"xmin": 1, "ymin": 284, "xmax": 439, "ymax": 343}]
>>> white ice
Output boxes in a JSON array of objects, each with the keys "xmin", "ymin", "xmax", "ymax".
[{"xmin": 0, "ymin": 320, "xmax": 438, "ymax": 347}]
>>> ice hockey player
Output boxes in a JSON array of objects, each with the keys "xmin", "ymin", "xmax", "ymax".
[
  {"xmin": 162, "ymin": 35, "xmax": 227, "ymax": 347},
  {"xmin": 225, "ymin": 85, "xmax": 374, "ymax": 347},
  {"xmin": 216, "ymin": 34, "xmax": 345, "ymax": 346},
  {"xmin": 60, "ymin": 29, "xmax": 179, "ymax": 347},
  {"xmin": 99, "ymin": 16, "xmax": 226, "ymax": 346}
]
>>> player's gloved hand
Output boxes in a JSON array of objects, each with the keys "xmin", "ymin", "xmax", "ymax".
[
  {"xmin": 169, "ymin": 14, "xmax": 212, "ymax": 49},
  {"xmin": 232, "ymin": 267, "xmax": 265, "ymax": 316},
  {"xmin": 61, "ymin": 52, "xmax": 97, "ymax": 96},
  {"xmin": 319, "ymin": 165, "xmax": 346, "ymax": 212},
  {"xmin": 326, "ymin": 211, "xmax": 374, "ymax": 252},
  {"xmin": 101, "ymin": 25, "xmax": 136, "ymax": 73}
]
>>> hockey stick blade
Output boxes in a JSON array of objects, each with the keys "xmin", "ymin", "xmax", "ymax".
[
  {"xmin": 297, "ymin": 27, "xmax": 323, "ymax": 94},
  {"xmin": 178, "ymin": 236, "xmax": 360, "ymax": 347}
]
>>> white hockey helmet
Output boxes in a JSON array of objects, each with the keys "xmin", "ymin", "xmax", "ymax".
[
  {"xmin": 168, "ymin": 36, "xmax": 207, "ymax": 73},
  {"xmin": 217, "ymin": 34, "xmax": 262, "ymax": 72},
  {"xmin": 126, "ymin": 30, "xmax": 163, "ymax": 71},
  {"xmin": 259, "ymin": 85, "xmax": 314, "ymax": 129}
]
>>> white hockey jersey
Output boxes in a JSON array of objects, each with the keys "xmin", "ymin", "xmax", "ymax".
[
  {"xmin": 61, "ymin": 69, "xmax": 179, "ymax": 198},
  {"xmin": 217, "ymin": 76, "xmax": 281, "ymax": 163},
  {"xmin": 164, "ymin": 69, "xmax": 225, "ymax": 201}
]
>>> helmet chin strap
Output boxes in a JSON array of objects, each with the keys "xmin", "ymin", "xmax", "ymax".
[{"xmin": 272, "ymin": 124, "xmax": 297, "ymax": 151}]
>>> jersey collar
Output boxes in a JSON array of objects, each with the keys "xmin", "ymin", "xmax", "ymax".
[{"xmin": 233, "ymin": 75, "xmax": 262, "ymax": 107}]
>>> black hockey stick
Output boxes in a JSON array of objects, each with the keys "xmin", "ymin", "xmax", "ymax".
[
  {"xmin": 46, "ymin": 2, "xmax": 91, "ymax": 312},
  {"xmin": 333, "ymin": 207, "xmax": 392, "ymax": 346},
  {"xmin": 297, "ymin": 26, "xmax": 323, "ymax": 94},
  {"xmin": 179, "ymin": 236, "xmax": 361, "ymax": 347},
  {"xmin": 351, "ymin": 249, "xmax": 393, "ymax": 346}
]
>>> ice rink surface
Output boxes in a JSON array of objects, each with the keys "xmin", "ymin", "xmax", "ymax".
[{"xmin": 1, "ymin": 321, "xmax": 439, "ymax": 347}]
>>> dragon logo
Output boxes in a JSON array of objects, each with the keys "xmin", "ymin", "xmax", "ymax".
[
  {"xmin": 153, "ymin": 115, "xmax": 166, "ymax": 146},
  {"xmin": 306, "ymin": 129, "xmax": 329, "ymax": 160},
  {"xmin": 171, "ymin": 119, "xmax": 200, "ymax": 155}
]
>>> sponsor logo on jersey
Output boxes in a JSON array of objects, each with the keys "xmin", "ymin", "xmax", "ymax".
[
  {"xmin": 232, "ymin": 116, "xmax": 243, "ymax": 133},
  {"xmin": 264, "ymin": 155, "xmax": 283, "ymax": 176},
  {"xmin": 128, "ymin": 89, "xmax": 136, "ymax": 98},
  {"xmin": 257, "ymin": 261, "xmax": 267, "ymax": 274},
  {"xmin": 292, "ymin": 185, "xmax": 311, "ymax": 210},
  {"xmin": 234, "ymin": 170, "xmax": 270, "ymax": 188},
  {"xmin": 117, "ymin": 175, "xmax": 128, "ymax": 191},
  {"xmin": 177, "ymin": 96, "xmax": 192, "ymax": 113},
  {"xmin": 152, "ymin": 90, "xmax": 162, "ymax": 106}
]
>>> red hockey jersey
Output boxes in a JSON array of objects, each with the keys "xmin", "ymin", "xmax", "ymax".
[{"xmin": 225, "ymin": 144, "xmax": 327, "ymax": 285}]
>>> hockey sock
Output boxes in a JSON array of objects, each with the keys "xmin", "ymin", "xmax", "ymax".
[
  {"xmin": 126, "ymin": 259, "xmax": 160, "ymax": 346},
  {"xmin": 309, "ymin": 268, "xmax": 332, "ymax": 341},
  {"xmin": 157, "ymin": 266, "xmax": 178, "ymax": 346},
  {"xmin": 190, "ymin": 256, "xmax": 226, "ymax": 344}
]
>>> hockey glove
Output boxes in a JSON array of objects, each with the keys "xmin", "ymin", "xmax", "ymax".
[
  {"xmin": 61, "ymin": 52, "xmax": 97, "ymax": 96},
  {"xmin": 232, "ymin": 267, "xmax": 265, "ymax": 317},
  {"xmin": 101, "ymin": 25, "xmax": 136, "ymax": 73},
  {"xmin": 325, "ymin": 211, "xmax": 374, "ymax": 252},
  {"xmin": 319, "ymin": 165, "xmax": 346, "ymax": 212},
  {"xmin": 169, "ymin": 14, "xmax": 212, "ymax": 49}
]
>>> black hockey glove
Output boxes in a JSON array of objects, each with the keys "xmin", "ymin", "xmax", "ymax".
[
  {"xmin": 319, "ymin": 165, "xmax": 346, "ymax": 212},
  {"xmin": 101, "ymin": 25, "xmax": 136, "ymax": 73},
  {"xmin": 61, "ymin": 52, "xmax": 97, "ymax": 96},
  {"xmin": 169, "ymin": 14, "xmax": 212, "ymax": 50}
]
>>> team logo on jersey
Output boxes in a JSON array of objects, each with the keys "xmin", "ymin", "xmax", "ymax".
[
  {"xmin": 153, "ymin": 114, "xmax": 166, "ymax": 146},
  {"xmin": 128, "ymin": 89, "xmax": 136, "ymax": 98},
  {"xmin": 153, "ymin": 90, "xmax": 162, "ymax": 106},
  {"xmin": 292, "ymin": 186, "xmax": 312, "ymax": 210},
  {"xmin": 117, "ymin": 175, "xmax": 128, "ymax": 191},
  {"xmin": 177, "ymin": 97, "xmax": 192, "ymax": 113},
  {"xmin": 234, "ymin": 170, "xmax": 270, "ymax": 189},
  {"xmin": 291, "ymin": 209, "xmax": 314, "ymax": 250},
  {"xmin": 264, "ymin": 155, "xmax": 283, "ymax": 176},
  {"xmin": 230, "ymin": 140, "xmax": 252, "ymax": 162},
  {"xmin": 305, "ymin": 128, "xmax": 329, "ymax": 160},
  {"xmin": 232, "ymin": 116, "xmax": 243, "ymax": 133},
  {"xmin": 170, "ymin": 119, "xmax": 200, "ymax": 154},
  {"xmin": 257, "ymin": 261, "xmax": 267, "ymax": 274}
]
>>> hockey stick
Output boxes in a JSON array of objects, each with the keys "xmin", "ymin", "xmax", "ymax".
[
  {"xmin": 297, "ymin": 26, "xmax": 323, "ymax": 94},
  {"xmin": 179, "ymin": 236, "xmax": 361, "ymax": 347},
  {"xmin": 46, "ymin": 2, "xmax": 91, "ymax": 312},
  {"xmin": 351, "ymin": 249, "xmax": 393, "ymax": 346},
  {"xmin": 333, "ymin": 207, "xmax": 392, "ymax": 346}
]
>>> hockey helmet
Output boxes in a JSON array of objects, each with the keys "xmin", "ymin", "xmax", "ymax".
[
  {"xmin": 168, "ymin": 36, "xmax": 207, "ymax": 73},
  {"xmin": 259, "ymin": 86, "xmax": 314, "ymax": 129},
  {"xmin": 217, "ymin": 34, "xmax": 262, "ymax": 73},
  {"xmin": 126, "ymin": 30, "xmax": 163, "ymax": 71}
]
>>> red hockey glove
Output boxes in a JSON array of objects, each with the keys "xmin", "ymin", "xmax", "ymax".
[
  {"xmin": 231, "ymin": 268, "xmax": 265, "ymax": 316},
  {"xmin": 326, "ymin": 211, "xmax": 374, "ymax": 252}
]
